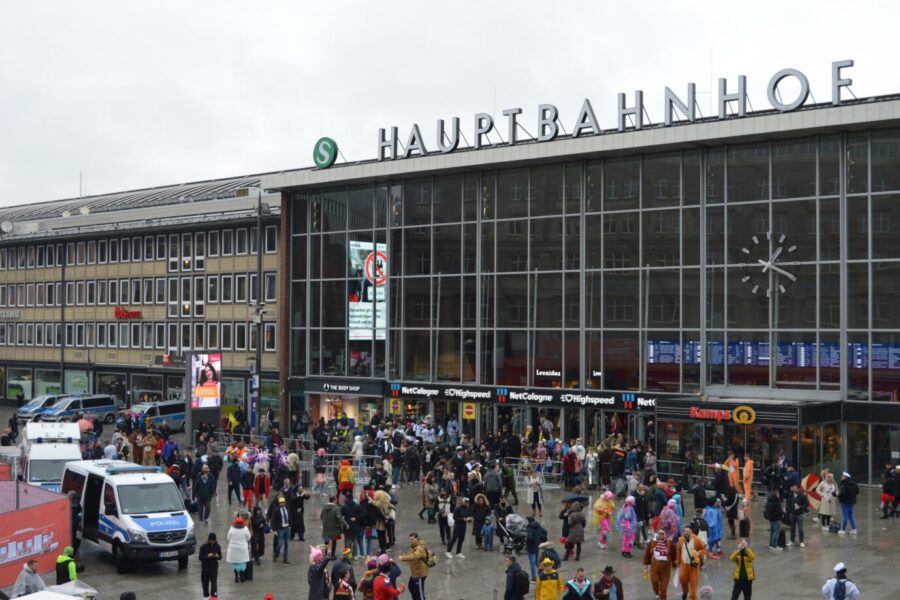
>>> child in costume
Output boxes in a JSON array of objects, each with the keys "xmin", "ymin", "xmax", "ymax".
[
  {"xmin": 593, "ymin": 491, "xmax": 616, "ymax": 549},
  {"xmin": 616, "ymin": 495, "xmax": 639, "ymax": 558}
]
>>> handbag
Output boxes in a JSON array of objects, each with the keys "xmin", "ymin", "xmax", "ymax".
[{"xmin": 264, "ymin": 524, "xmax": 271, "ymax": 534}]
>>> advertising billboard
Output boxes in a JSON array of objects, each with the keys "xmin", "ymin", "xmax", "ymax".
[
  {"xmin": 348, "ymin": 240, "xmax": 386, "ymax": 340},
  {"xmin": 191, "ymin": 353, "xmax": 222, "ymax": 409}
]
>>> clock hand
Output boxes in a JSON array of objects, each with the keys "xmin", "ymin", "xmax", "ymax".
[
  {"xmin": 770, "ymin": 246, "xmax": 783, "ymax": 263},
  {"xmin": 767, "ymin": 263, "xmax": 797, "ymax": 282},
  {"xmin": 757, "ymin": 259, "xmax": 771, "ymax": 272}
]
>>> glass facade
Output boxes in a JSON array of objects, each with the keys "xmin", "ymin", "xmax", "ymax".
[{"xmin": 289, "ymin": 130, "xmax": 900, "ymax": 399}]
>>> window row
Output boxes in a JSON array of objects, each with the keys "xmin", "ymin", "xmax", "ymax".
[
  {"xmin": 0, "ymin": 226, "xmax": 278, "ymax": 271},
  {"xmin": 0, "ymin": 321, "xmax": 277, "ymax": 352},
  {"xmin": 0, "ymin": 272, "xmax": 277, "ymax": 316}
]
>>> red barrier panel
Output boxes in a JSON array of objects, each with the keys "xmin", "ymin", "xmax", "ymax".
[
  {"xmin": 0, "ymin": 482, "xmax": 70, "ymax": 588},
  {"xmin": 0, "ymin": 463, "xmax": 9, "ymax": 480}
]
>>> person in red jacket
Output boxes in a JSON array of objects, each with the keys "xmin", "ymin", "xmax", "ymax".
[
  {"xmin": 255, "ymin": 469, "xmax": 271, "ymax": 507},
  {"xmin": 373, "ymin": 562, "xmax": 406, "ymax": 599}
]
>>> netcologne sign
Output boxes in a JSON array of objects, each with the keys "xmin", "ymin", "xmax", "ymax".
[{"xmin": 377, "ymin": 60, "xmax": 855, "ymax": 161}]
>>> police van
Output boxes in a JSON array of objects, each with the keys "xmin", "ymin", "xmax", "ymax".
[
  {"xmin": 41, "ymin": 394, "xmax": 120, "ymax": 423},
  {"xmin": 61, "ymin": 460, "xmax": 196, "ymax": 572},
  {"xmin": 21, "ymin": 422, "xmax": 82, "ymax": 492},
  {"xmin": 119, "ymin": 400, "xmax": 187, "ymax": 431},
  {"xmin": 15, "ymin": 393, "xmax": 71, "ymax": 422}
]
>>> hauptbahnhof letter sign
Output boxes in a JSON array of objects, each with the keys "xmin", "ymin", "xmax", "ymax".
[{"xmin": 377, "ymin": 60, "xmax": 855, "ymax": 161}]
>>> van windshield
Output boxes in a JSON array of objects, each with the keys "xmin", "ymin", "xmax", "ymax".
[
  {"xmin": 117, "ymin": 483, "xmax": 185, "ymax": 515},
  {"xmin": 28, "ymin": 459, "xmax": 71, "ymax": 482}
]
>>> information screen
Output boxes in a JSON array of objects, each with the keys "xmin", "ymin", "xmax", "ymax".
[{"xmin": 191, "ymin": 353, "xmax": 222, "ymax": 408}]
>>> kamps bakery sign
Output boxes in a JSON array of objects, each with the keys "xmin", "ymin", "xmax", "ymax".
[{"xmin": 376, "ymin": 60, "xmax": 856, "ymax": 161}]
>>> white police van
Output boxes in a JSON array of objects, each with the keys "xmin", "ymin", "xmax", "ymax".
[
  {"xmin": 61, "ymin": 460, "xmax": 195, "ymax": 573},
  {"xmin": 21, "ymin": 422, "xmax": 82, "ymax": 492}
]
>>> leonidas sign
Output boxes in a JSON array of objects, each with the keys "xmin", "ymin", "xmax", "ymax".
[{"xmin": 378, "ymin": 60, "xmax": 855, "ymax": 161}]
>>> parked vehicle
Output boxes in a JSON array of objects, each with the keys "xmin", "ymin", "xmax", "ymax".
[
  {"xmin": 15, "ymin": 393, "xmax": 71, "ymax": 422},
  {"xmin": 118, "ymin": 400, "xmax": 186, "ymax": 432},
  {"xmin": 41, "ymin": 394, "xmax": 120, "ymax": 423},
  {"xmin": 20, "ymin": 422, "xmax": 82, "ymax": 492}
]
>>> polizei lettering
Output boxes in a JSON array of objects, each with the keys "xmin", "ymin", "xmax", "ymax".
[{"xmin": 378, "ymin": 60, "xmax": 854, "ymax": 161}]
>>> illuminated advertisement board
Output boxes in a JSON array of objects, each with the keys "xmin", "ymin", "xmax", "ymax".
[{"xmin": 191, "ymin": 353, "xmax": 222, "ymax": 408}]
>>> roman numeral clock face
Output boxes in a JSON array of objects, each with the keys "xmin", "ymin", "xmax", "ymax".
[{"xmin": 740, "ymin": 232, "xmax": 797, "ymax": 297}]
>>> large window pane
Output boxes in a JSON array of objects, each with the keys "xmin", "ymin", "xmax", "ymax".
[
  {"xmin": 772, "ymin": 139, "xmax": 816, "ymax": 199},
  {"xmin": 347, "ymin": 187, "xmax": 374, "ymax": 230},
  {"xmin": 321, "ymin": 190, "xmax": 347, "ymax": 231},
  {"xmin": 819, "ymin": 332, "xmax": 840, "ymax": 389},
  {"xmin": 873, "ymin": 262, "xmax": 900, "ymax": 329},
  {"xmin": 603, "ymin": 331, "xmax": 639, "ymax": 390},
  {"xmin": 647, "ymin": 269, "xmax": 680, "ymax": 328},
  {"xmin": 348, "ymin": 339, "xmax": 372, "ymax": 377},
  {"xmin": 727, "ymin": 331, "xmax": 769, "ymax": 386},
  {"xmin": 728, "ymin": 143, "xmax": 769, "ymax": 202},
  {"xmin": 727, "ymin": 203, "xmax": 769, "ymax": 264},
  {"xmin": 497, "ymin": 169, "xmax": 528, "ymax": 219},
  {"xmin": 775, "ymin": 264, "xmax": 817, "ymax": 329},
  {"xmin": 847, "ymin": 333, "xmax": 868, "ymax": 399},
  {"xmin": 683, "ymin": 331, "xmax": 701, "ymax": 392},
  {"xmin": 497, "ymin": 220, "xmax": 527, "ymax": 272},
  {"xmin": 707, "ymin": 330, "xmax": 724, "ymax": 384},
  {"xmin": 772, "ymin": 199, "xmax": 816, "ymax": 263},
  {"xmin": 404, "ymin": 330, "xmax": 431, "ymax": 380},
  {"xmin": 585, "ymin": 331, "xmax": 602, "ymax": 389},
  {"xmin": 604, "ymin": 212, "xmax": 638, "ymax": 268},
  {"xmin": 321, "ymin": 281, "xmax": 345, "ymax": 327},
  {"xmin": 496, "ymin": 274, "xmax": 527, "ymax": 328},
  {"xmin": 585, "ymin": 161, "xmax": 601, "ymax": 212},
  {"xmin": 642, "ymin": 154, "xmax": 681, "ymax": 208},
  {"xmin": 846, "ymin": 133, "xmax": 868, "ymax": 194},
  {"xmin": 847, "ymin": 197, "xmax": 868, "ymax": 260},
  {"xmin": 565, "ymin": 163, "xmax": 582, "ymax": 214},
  {"xmin": 322, "ymin": 233, "xmax": 346, "ymax": 279},
  {"xmin": 774, "ymin": 331, "xmax": 817, "ymax": 388},
  {"xmin": 872, "ymin": 332, "xmax": 900, "ymax": 402},
  {"xmin": 433, "ymin": 225, "xmax": 461, "ymax": 274},
  {"xmin": 530, "ymin": 165, "xmax": 563, "ymax": 217},
  {"xmin": 404, "ymin": 227, "xmax": 431, "ymax": 275},
  {"xmin": 727, "ymin": 269, "xmax": 768, "ymax": 330},
  {"xmin": 682, "ymin": 208, "xmax": 700, "ymax": 266},
  {"xmin": 872, "ymin": 194, "xmax": 900, "ymax": 259},
  {"xmin": 496, "ymin": 330, "xmax": 527, "ymax": 386},
  {"xmin": 683, "ymin": 269, "xmax": 700, "ymax": 329},
  {"xmin": 585, "ymin": 215, "xmax": 603, "ymax": 269},
  {"xmin": 604, "ymin": 271, "xmax": 639, "ymax": 328},
  {"xmin": 435, "ymin": 330, "xmax": 461, "ymax": 382},
  {"xmin": 433, "ymin": 176, "xmax": 462, "ymax": 224},
  {"xmin": 532, "ymin": 330, "xmax": 562, "ymax": 387},
  {"xmin": 847, "ymin": 262, "xmax": 868, "ymax": 329},
  {"xmin": 643, "ymin": 210, "xmax": 679, "ymax": 266},
  {"xmin": 530, "ymin": 218, "xmax": 562, "ymax": 271},
  {"xmin": 531, "ymin": 273, "xmax": 562, "ymax": 328},
  {"xmin": 604, "ymin": 158, "xmax": 640, "ymax": 211},
  {"xmin": 706, "ymin": 206, "xmax": 724, "ymax": 266},
  {"xmin": 403, "ymin": 278, "xmax": 430, "ymax": 327},
  {"xmin": 585, "ymin": 272, "xmax": 602, "ymax": 329},
  {"xmin": 820, "ymin": 199, "xmax": 840, "ymax": 261},
  {"xmin": 819, "ymin": 136, "xmax": 841, "ymax": 196},
  {"xmin": 646, "ymin": 332, "xmax": 680, "ymax": 392},
  {"xmin": 433, "ymin": 276, "xmax": 460, "ymax": 328},
  {"xmin": 404, "ymin": 179, "xmax": 431, "ymax": 226},
  {"xmin": 321, "ymin": 329, "xmax": 345, "ymax": 376},
  {"xmin": 872, "ymin": 128, "xmax": 900, "ymax": 191}
]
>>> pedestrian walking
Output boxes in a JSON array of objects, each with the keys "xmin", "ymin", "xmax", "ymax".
[
  {"xmin": 308, "ymin": 544, "xmax": 333, "ymax": 600},
  {"xmin": 837, "ymin": 472, "xmax": 859, "ymax": 535},
  {"xmin": 592, "ymin": 565, "xmax": 623, "ymax": 599},
  {"xmin": 249, "ymin": 505, "xmax": 267, "ymax": 565},
  {"xmin": 742, "ymin": 456, "xmax": 755, "ymax": 500},
  {"xmin": 445, "ymin": 496, "xmax": 472, "ymax": 558},
  {"xmin": 564, "ymin": 502, "xmax": 585, "ymax": 561},
  {"xmin": 786, "ymin": 483, "xmax": 809, "ymax": 548},
  {"xmin": 592, "ymin": 491, "xmax": 615, "ymax": 548},
  {"xmin": 285, "ymin": 480, "xmax": 311, "ymax": 540},
  {"xmin": 525, "ymin": 515, "xmax": 547, "ymax": 582},
  {"xmin": 11, "ymin": 560, "xmax": 46, "ymax": 596},
  {"xmin": 54, "ymin": 546, "xmax": 77, "ymax": 584},
  {"xmin": 198, "ymin": 532, "xmax": 221, "ymax": 600},
  {"xmin": 821, "ymin": 562, "xmax": 860, "ymax": 599},
  {"xmin": 268, "ymin": 495, "xmax": 292, "ymax": 563},
  {"xmin": 642, "ymin": 530, "xmax": 675, "ymax": 600},
  {"xmin": 226, "ymin": 517, "xmax": 252, "ymax": 583},
  {"xmin": 194, "ymin": 464, "xmax": 216, "ymax": 525},
  {"xmin": 728, "ymin": 539, "xmax": 754, "ymax": 600},
  {"xmin": 615, "ymin": 495, "xmax": 638, "ymax": 558},
  {"xmin": 321, "ymin": 495, "xmax": 345, "ymax": 557},
  {"xmin": 535, "ymin": 557, "xmax": 563, "ymax": 600},
  {"xmin": 472, "ymin": 493, "xmax": 491, "ymax": 549},
  {"xmin": 398, "ymin": 532, "xmax": 429, "ymax": 600},
  {"xmin": 675, "ymin": 526, "xmax": 707, "ymax": 600},
  {"xmin": 561, "ymin": 567, "xmax": 591, "ymax": 599},
  {"xmin": 504, "ymin": 554, "xmax": 529, "ymax": 600},
  {"xmin": 226, "ymin": 459, "xmax": 242, "ymax": 504},
  {"xmin": 526, "ymin": 466, "xmax": 543, "ymax": 517}
]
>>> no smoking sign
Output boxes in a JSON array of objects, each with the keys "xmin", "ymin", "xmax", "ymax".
[{"xmin": 364, "ymin": 251, "xmax": 388, "ymax": 285}]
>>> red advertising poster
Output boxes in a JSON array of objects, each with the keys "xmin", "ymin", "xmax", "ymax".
[
  {"xmin": 0, "ymin": 463, "xmax": 10, "ymax": 480},
  {"xmin": 0, "ymin": 485, "xmax": 70, "ymax": 588}
]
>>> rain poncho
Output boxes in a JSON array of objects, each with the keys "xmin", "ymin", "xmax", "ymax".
[
  {"xmin": 616, "ymin": 503, "xmax": 638, "ymax": 533},
  {"xmin": 592, "ymin": 496, "xmax": 615, "ymax": 525},
  {"xmin": 659, "ymin": 506, "xmax": 680, "ymax": 541},
  {"xmin": 673, "ymin": 494, "xmax": 684, "ymax": 531},
  {"xmin": 704, "ymin": 504, "xmax": 724, "ymax": 547}
]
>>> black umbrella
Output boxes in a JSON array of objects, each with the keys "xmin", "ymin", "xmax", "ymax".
[{"xmin": 561, "ymin": 493, "xmax": 589, "ymax": 504}]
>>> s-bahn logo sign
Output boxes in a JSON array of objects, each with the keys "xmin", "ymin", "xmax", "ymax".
[
  {"xmin": 377, "ymin": 60, "xmax": 856, "ymax": 161},
  {"xmin": 690, "ymin": 405, "xmax": 757, "ymax": 425},
  {"xmin": 313, "ymin": 137, "xmax": 338, "ymax": 169}
]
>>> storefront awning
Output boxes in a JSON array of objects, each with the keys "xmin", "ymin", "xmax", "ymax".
[{"xmin": 655, "ymin": 396, "xmax": 841, "ymax": 428}]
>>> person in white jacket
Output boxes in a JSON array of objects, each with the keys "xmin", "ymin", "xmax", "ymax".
[
  {"xmin": 11, "ymin": 560, "xmax": 46, "ymax": 597},
  {"xmin": 821, "ymin": 562, "xmax": 860, "ymax": 599},
  {"xmin": 226, "ymin": 517, "xmax": 252, "ymax": 583}
]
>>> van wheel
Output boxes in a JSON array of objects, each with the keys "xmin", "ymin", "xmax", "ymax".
[
  {"xmin": 104, "ymin": 413, "xmax": 115, "ymax": 424},
  {"xmin": 114, "ymin": 543, "xmax": 128, "ymax": 574},
  {"xmin": 177, "ymin": 555, "xmax": 188, "ymax": 570}
]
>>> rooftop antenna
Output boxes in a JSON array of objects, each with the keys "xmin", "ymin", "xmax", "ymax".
[{"xmin": 79, "ymin": 170, "xmax": 83, "ymax": 198}]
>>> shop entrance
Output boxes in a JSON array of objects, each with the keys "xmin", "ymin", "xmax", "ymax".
[
  {"xmin": 585, "ymin": 410, "xmax": 647, "ymax": 446},
  {"xmin": 497, "ymin": 406, "xmax": 561, "ymax": 443},
  {"xmin": 309, "ymin": 393, "xmax": 381, "ymax": 430}
]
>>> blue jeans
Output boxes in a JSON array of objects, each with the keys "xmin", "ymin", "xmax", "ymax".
[
  {"xmin": 841, "ymin": 503, "xmax": 856, "ymax": 531},
  {"xmin": 769, "ymin": 520, "xmax": 781, "ymax": 548},
  {"xmin": 527, "ymin": 552, "xmax": 537, "ymax": 581},
  {"xmin": 273, "ymin": 527, "xmax": 290, "ymax": 560},
  {"xmin": 392, "ymin": 466, "xmax": 400, "ymax": 485}
]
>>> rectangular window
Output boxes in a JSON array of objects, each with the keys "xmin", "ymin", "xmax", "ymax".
[
  {"xmin": 26, "ymin": 246, "xmax": 35, "ymax": 268},
  {"xmin": 64, "ymin": 323, "xmax": 73, "ymax": 347},
  {"xmin": 131, "ymin": 323, "xmax": 140, "ymax": 348},
  {"xmin": 7, "ymin": 247, "xmax": 14, "ymax": 270},
  {"xmin": 0, "ymin": 323, "xmax": 6, "ymax": 345},
  {"xmin": 194, "ymin": 232, "xmax": 205, "ymax": 270},
  {"xmin": 131, "ymin": 238, "xmax": 142, "ymax": 262},
  {"xmin": 155, "ymin": 278, "xmax": 165, "ymax": 304},
  {"xmin": 65, "ymin": 243, "xmax": 74, "ymax": 266},
  {"xmin": 236, "ymin": 228, "xmax": 248, "ymax": 255},
  {"xmin": 108, "ymin": 239, "xmax": 119, "ymax": 263},
  {"xmin": 107, "ymin": 321, "xmax": 117, "ymax": 347},
  {"xmin": 249, "ymin": 323, "xmax": 257, "ymax": 351},
  {"xmin": 264, "ymin": 322, "xmax": 276, "ymax": 351},
  {"xmin": 36, "ymin": 246, "xmax": 44, "ymax": 268},
  {"xmin": 207, "ymin": 323, "xmax": 219, "ymax": 349},
  {"xmin": 221, "ymin": 275, "xmax": 233, "ymax": 303},
  {"xmin": 119, "ymin": 279, "xmax": 129, "ymax": 304},
  {"xmin": 265, "ymin": 225, "xmax": 278, "ymax": 253},
  {"xmin": 131, "ymin": 278, "xmax": 141, "ymax": 304},
  {"xmin": 220, "ymin": 323, "xmax": 232, "ymax": 349},
  {"xmin": 17, "ymin": 323, "xmax": 25, "ymax": 345},
  {"xmin": 143, "ymin": 322, "xmax": 153, "ymax": 349},
  {"xmin": 87, "ymin": 240, "xmax": 96, "ymax": 264},
  {"xmin": 181, "ymin": 233, "xmax": 192, "ymax": 271},
  {"xmin": 76, "ymin": 282, "xmax": 85, "ymax": 306},
  {"xmin": 7, "ymin": 285, "xmax": 15, "ymax": 307},
  {"xmin": 235, "ymin": 274, "xmax": 248, "ymax": 303},
  {"xmin": 75, "ymin": 323, "xmax": 85, "ymax": 347},
  {"xmin": 86, "ymin": 322, "xmax": 95, "ymax": 347},
  {"xmin": 168, "ymin": 278, "xmax": 178, "ymax": 318},
  {"xmin": 0, "ymin": 248, "xmax": 6, "ymax": 270},
  {"xmin": 194, "ymin": 276, "xmax": 205, "ymax": 317},
  {"xmin": 25, "ymin": 323, "xmax": 33, "ymax": 346},
  {"xmin": 26, "ymin": 283, "xmax": 35, "ymax": 306},
  {"xmin": 207, "ymin": 275, "xmax": 219, "ymax": 303},
  {"xmin": 234, "ymin": 323, "xmax": 247, "ymax": 350},
  {"xmin": 250, "ymin": 227, "xmax": 258, "ymax": 255},
  {"xmin": 35, "ymin": 283, "xmax": 44, "ymax": 307},
  {"xmin": 55, "ymin": 244, "xmax": 63, "ymax": 267},
  {"xmin": 155, "ymin": 323, "xmax": 165, "ymax": 349},
  {"xmin": 49, "ymin": 283, "xmax": 57, "ymax": 306},
  {"xmin": 108, "ymin": 280, "xmax": 118, "ymax": 306},
  {"xmin": 222, "ymin": 229, "xmax": 234, "ymax": 256},
  {"xmin": 86, "ymin": 281, "xmax": 96, "ymax": 305},
  {"xmin": 118, "ymin": 323, "xmax": 128, "ymax": 348},
  {"xmin": 194, "ymin": 323, "xmax": 205, "ymax": 349},
  {"xmin": 120, "ymin": 238, "xmax": 130, "ymax": 262},
  {"xmin": 181, "ymin": 323, "xmax": 191, "ymax": 350},
  {"xmin": 264, "ymin": 272, "xmax": 277, "ymax": 302},
  {"xmin": 97, "ymin": 280, "xmax": 107, "ymax": 305},
  {"xmin": 181, "ymin": 277, "xmax": 191, "ymax": 316},
  {"xmin": 16, "ymin": 283, "xmax": 24, "ymax": 307},
  {"xmin": 144, "ymin": 236, "xmax": 154, "ymax": 261},
  {"xmin": 156, "ymin": 235, "xmax": 166, "ymax": 260},
  {"xmin": 168, "ymin": 234, "xmax": 179, "ymax": 272},
  {"xmin": 97, "ymin": 323, "xmax": 106, "ymax": 347},
  {"xmin": 64, "ymin": 282, "xmax": 74, "ymax": 306},
  {"xmin": 167, "ymin": 323, "xmax": 178, "ymax": 350},
  {"xmin": 208, "ymin": 230, "xmax": 219, "ymax": 257},
  {"xmin": 143, "ymin": 278, "xmax": 153, "ymax": 304},
  {"xmin": 34, "ymin": 322, "xmax": 43, "ymax": 346},
  {"xmin": 75, "ymin": 242, "xmax": 85, "ymax": 265},
  {"xmin": 249, "ymin": 273, "xmax": 258, "ymax": 303},
  {"xmin": 98, "ymin": 240, "xmax": 107, "ymax": 263}
]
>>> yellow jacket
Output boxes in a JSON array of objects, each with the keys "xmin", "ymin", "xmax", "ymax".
[
  {"xmin": 398, "ymin": 541, "xmax": 429, "ymax": 578},
  {"xmin": 729, "ymin": 547, "xmax": 755, "ymax": 581},
  {"xmin": 592, "ymin": 498, "xmax": 615, "ymax": 524},
  {"xmin": 337, "ymin": 465, "xmax": 355, "ymax": 485},
  {"xmin": 535, "ymin": 569, "xmax": 563, "ymax": 600}
]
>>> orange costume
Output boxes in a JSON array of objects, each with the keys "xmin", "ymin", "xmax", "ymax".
[
  {"xmin": 643, "ymin": 535, "xmax": 676, "ymax": 600},
  {"xmin": 675, "ymin": 533, "xmax": 707, "ymax": 600},
  {"xmin": 724, "ymin": 455, "xmax": 741, "ymax": 491},
  {"xmin": 742, "ymin": 457, "xmax": 755, "ymax": 499}
]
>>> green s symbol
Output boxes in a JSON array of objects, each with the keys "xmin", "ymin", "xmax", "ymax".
[{"xmin": 313, "ymin": 137, "xmax": 338, "ymax": 169}]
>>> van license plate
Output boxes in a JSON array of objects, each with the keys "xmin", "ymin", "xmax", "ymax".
[{"xmin": 160, "ymin": 551, "xmax": 178, "ymax": 558}]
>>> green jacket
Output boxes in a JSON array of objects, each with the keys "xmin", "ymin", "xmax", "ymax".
[{"xmin": 56, "ymin": 554, "xmax": 77, "ymax": 584}]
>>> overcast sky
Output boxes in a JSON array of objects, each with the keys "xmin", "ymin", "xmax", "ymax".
[{"xmin": 0, "ymin": 1, "xmax": 897, "ymax": 206}]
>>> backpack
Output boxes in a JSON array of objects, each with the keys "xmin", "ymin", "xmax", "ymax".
[
  {"xmin": 514, "ymin": 569, "xmax": 531, "ymax": 595},
  {"xmin": 423, "ymin": 547, "xmax": 438, "ymax": 568},
  {"xmin": 833, "ymin": 578, "xmax": 847, "ymax": 600}
]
